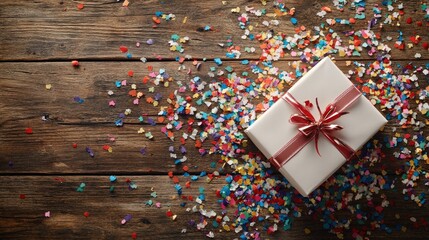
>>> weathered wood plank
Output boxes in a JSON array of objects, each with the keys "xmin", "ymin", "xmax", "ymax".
[
  {"xmin": 1, "ymin": 60, "xmax": 427, "ymax": 123},
  {"xmin": 0, "ymin": 176, "xmax": 428, "ymax": 239},
  {"xmin": 0, "ymin": 61, "xmax": 427, "ymax": 173},
  {"xmin": 0, "ymin": 60, "xmax": 427, "ymax": 174},
  {"xmin": 0, "ymin": 120, "xmax": 224, "ymax": 174},
  {"xmin": 0, "ymin": 0, "xmax": 427, "ymax": 61}
]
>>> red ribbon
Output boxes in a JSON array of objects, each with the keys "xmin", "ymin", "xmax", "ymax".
[{"xmin": 270, "ymin": 85, "xmax": 362, "ymax": 169}]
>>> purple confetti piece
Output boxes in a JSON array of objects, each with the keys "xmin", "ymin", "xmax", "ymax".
[
  {"xmin": 180, "ymin": 145, "xmax": 187, "ymax": 154},
  {"xmin": 146, "ymin": 39, "xmax": 154, "ymax": 45},
  {"xmin": 169, "ymin": 146, "xmax": 175, "ymax": 152},
  {"xmin": 147, "ymin": 118, "xmax": 156, "ymax": 126},
  {"xmin": 140, "ymin": 147, "xmax": 147, "ymax": 155},
  {"xmin": 73, "ymin": 96, "xmax": 84, "ymax": 104},
  {"xmin": 154, "ymin": 93, "xmax": 162, "ymax": 101},
  {"xmin": 121, "ymin": 214, "xmax": 132, "ymax": 225},
  {"xmin": 189, "ymin": 219, "xmax": 196, "ymax": 226},
  {"xmin": 86, "ymin": 147, "xmax": 94, "ymax": 158}
]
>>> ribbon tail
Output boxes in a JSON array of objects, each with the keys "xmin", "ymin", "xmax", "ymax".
[
  {"xmin": 321, "ymin": 131, "xmax": 355, "ymax": 160},
  {"xmin": 314, "ymin": 131, "xmax": 321, "ymax": 156}
]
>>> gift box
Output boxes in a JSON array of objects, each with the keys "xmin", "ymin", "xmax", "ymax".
[{"xmin": 245, "ymin": 57, "xmax": 387, "ymax": 197}]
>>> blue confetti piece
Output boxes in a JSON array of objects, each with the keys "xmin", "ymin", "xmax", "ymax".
[
  {"xmin": 115, "ymin": 119, "xmax": 123, "ymax": 127},
  {"xmin": 214, "ymin": 58, "xmax": 223, "ymax": 66},
  {"xmin": 109, "ymin": 175, "xmax": 117, "ymax": 182}
]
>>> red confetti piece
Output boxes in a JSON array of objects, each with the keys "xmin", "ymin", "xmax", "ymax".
[
  {"xmin": 25, "ymin": 128, "xmax": 33, "ymax": 134},
  {"xmin": 406, "ymin": 17, "xmax": 412, "ymax": 24},
  {"xmin": 119, "ymin": 46, "xmax": 128, "ymax": 53},
  {"xmin": 168, "ymin": 171, "xmax": 174, "ymax": 178},
  {"xmin": 166, "ymin": 210, "xmax": 173, "ymax": 217},
  {"xmin": 72, "ymin": 143, "xmax": 78, "ymax": 148},
  {"xmin": 71, "ymin": 60, "xmax": 79, "ymax": 67},
  {"xmin": 422, "ymin": 42, "xmax": 429, "ymax": 50},
  {"xmin": 83, "ymin": 211, "xmax": 90, "ymax": 217},
  {"xmin": 182, "ymin": 166, "xmax": 189, "ymax": 172},
  {"xmin": 142, "ymin": 76, "xmax": 150, "ymax": 84},
  {"xmin": 19, "ymin": 194, "xmax": 26, "ymax": 199},
  {"xmin": 54, "ymin": 177, "xmax": 65, "ymax": 183},
  {"xmin": 304, "ymin": 100, "xmax": 313, "ymax": 108},
  {"xmin": 128, "ymin": 70, "xmax": 134, "ymax": 77},
  {"xmin": 172, "ymin": 176, "xmax": 179, "ymax": 184},
  {"xmin": 77, "ymin": 3, "xmax": 84, "ymax": 10},
  {"xmin": 131, "ymin": 232, "xmax": 137, "ymax": 239}
]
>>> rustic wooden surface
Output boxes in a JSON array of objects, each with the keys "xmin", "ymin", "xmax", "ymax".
[{"xmin": 0, "ymin": 0, "xmax": 428, "ymax": 239}]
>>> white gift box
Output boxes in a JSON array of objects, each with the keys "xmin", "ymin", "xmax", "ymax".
[{"xmin": 245, "ymin": 57, "xmax": 387, "ymax": 197}]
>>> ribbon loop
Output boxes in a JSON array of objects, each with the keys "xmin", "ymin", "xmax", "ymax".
[{"xmin": 269, "ymin": 85, "xmax": 362, "ymax": 169}]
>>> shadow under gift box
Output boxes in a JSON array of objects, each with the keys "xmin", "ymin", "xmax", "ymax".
[{"xmin": 245, "ymin": 57, "xmax": 387, "ymax": 197}]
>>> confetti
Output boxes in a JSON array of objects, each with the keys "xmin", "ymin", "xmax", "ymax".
[
  {"xmin": 121, "ymin": 214, "xmax": 132, "ymax": 224},
  {"xmin": 76, "ymin": 183, "xmax": 86, "ymax": 192}
]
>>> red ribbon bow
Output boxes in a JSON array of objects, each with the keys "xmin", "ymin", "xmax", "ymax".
[
  {"xmin": 288, "ymin": 95, "xmax": 351, "ymax": 156},
  {"xmin": 270, "ymin": 85, "xmax": 362, "ymax": 169}
]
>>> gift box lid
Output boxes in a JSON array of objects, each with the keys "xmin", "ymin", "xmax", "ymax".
[{"xmin": 245, "ymin": 57, "xmax": 387, "ymax": 196}]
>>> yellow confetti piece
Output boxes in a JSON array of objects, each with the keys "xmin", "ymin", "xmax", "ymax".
[
  {"xmin": 182, "ymin": 17, "xmax": 187, "ymax": 24},
  {"xmin": 304, "ymin": 228, "xmax": 311, "ymax": 234},
  {"xmin": 45, "ymin": 84, "xmax": 52, "ymax": 90},
  {"xmin": 231, "ymin": 7, "xmax": 240, "ymax": 13},
  {"xmin": 223, "ymin": 225, "xmax": 230, "ymax": 231}
]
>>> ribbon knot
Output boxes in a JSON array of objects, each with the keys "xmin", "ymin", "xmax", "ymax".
[
  {"xmin": 289, "ymin": 98, "xmax": 348, "ymax": 156},
  {"xmin": 269, "ymin": 85, "xmax": 362, "ymax": 170}
]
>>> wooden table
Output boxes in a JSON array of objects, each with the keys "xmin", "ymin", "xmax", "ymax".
[{"xmin": 1, "ymin": 0, "xmax": 428, "ymax": 239}]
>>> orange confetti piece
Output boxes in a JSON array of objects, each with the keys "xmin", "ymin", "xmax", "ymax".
[
  {"xmin": 128, "ymin": 89, "xmax": 137, "ymax": 97},
  {"xmin": 195, "ymin": 139, "xmax": 202, "ymax": 148},
  {"xmin": 152, "ymin": 17, "xmax": 161, "ymax": 24},
  {"xmin": 158, "ymin": 116, "xmax": 165, "ymax": 123},
  {"xmin": 146, "ymin": 97, "xmax": 154, "ymax": 103}
]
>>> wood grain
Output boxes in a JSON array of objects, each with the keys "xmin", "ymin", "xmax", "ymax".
[
  {"xmin": 1, "ymin": 176, "xmax": 428, "ymax": 240},
  {"xmin": 1, "ymin": 0, "xmax": 429, "ymax": 239},
  {"xmin": 0, "ymin": 0, "xmax": 427, "ymax": 61},
  {"xmin": 0, "ymin": 60, "xmax": 427, "ymax": 174}
]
